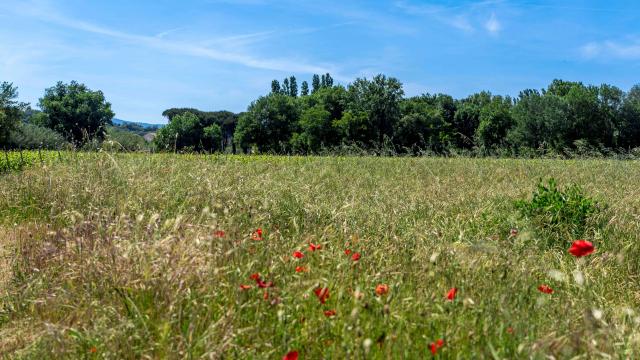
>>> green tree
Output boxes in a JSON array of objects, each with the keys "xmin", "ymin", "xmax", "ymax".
[
  {"xmin": 301, "ymin": 81, "xmax": 309, "ymax": 96},
  {"xmin": 271, "ymin": 80, "xmax": 281, "ymax": 94},
  {"xmin": 346, "ymin": 75, "xmax": 404, "ymax": 146},
  {"xmin": 38, "ymin": 81, "xmax": 114, "ymax": 144},
  {"xmin": 0, "ymin": 82, "xmax": 27, "ymax": 147},
  {"xmin": 312, "ymin": 74, "xmax": 321, "ymax": 93},
  {"xmin": 620, "ymin": 85, "xmax": 640, "ymax": 149},
  {"xmin": 234, "ymin": 94, "xmax": 300, "ymax": 153},
  {"xmin": 203, "ymin": 123, "xmax": 223, "ymax": 152},
  {"xmin": 475, "ymin": 96, "xmax": 514, "ymax": 150},
  {"xmin": 282, "ymin": 78, "xmax": 290, "ymax": 97},
  {"xmin": 289, "ymin": 76, "xmax": 298, "ymax": 97},
  {"xmin": 154, "ymin": 112, "xmax": 201, "ymax": 151}
]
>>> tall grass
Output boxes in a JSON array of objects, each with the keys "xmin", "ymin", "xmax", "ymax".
[{"xmin": 1, "ymin": 153, "xmax": 640, "ymax": 358}]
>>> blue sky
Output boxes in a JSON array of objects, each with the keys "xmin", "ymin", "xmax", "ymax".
[{"xmin": 1, "ymin": 0, "xmax": 639, "ymax": 124}]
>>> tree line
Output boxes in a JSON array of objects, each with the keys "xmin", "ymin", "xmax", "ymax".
[{"xmin": 2, "ymin": 75, "xmax": 640, "ymax": 156}]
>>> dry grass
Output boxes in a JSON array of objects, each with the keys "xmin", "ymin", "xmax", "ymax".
[{"xmin": 1, "ymin": 153, "xmax": 640, "ymax": 358}]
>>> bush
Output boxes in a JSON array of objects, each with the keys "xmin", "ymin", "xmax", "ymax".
[
  {"xmin": 516, "ymin": 178, "xmax": 603, "ymax": 247},
  {"xmin": 7, "ymin": 123, "xmax": 68, "ymax": 149}
]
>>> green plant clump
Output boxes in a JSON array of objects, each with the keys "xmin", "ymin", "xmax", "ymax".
[{"xmin": 516, "ymin": 178, "xmax": 603, "ymax": 246}]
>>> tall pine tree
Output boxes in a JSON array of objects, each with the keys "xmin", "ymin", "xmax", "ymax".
[
  {"xmin": 312, "ymin": 74, "xmax": 321, "ymax": 93},
  {"xmin": 289, "ymin": 76, "xmax": 298, "ymax": 97},
  {"xmin": 271, "ymin": 80, "xmax": 281, "ymax": 94}
]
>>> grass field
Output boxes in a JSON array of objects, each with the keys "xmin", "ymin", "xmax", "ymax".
[{"xmin": 2, "ymin": 153, "xmax": 640, "ymax": 358}]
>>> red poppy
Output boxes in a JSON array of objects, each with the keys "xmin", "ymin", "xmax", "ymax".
[
  {"xmin": 295, "ymin": 266, "xmax": 307, "ymax": 273},
  {"xmin": 568, "ymin": 240, "xmax": 595, "ymax": 257},
  {"xmin": 293, "ymin": 251, "xmax": 304, "ymax": 259},
  {"xmin": 375, "ymin": 284, "xmax": 389, "ymax": 296},
  {"xmin": 446, "ymin": 288, "xmax": 457, "ymax": 301},
  {"xmin": 257, "ymin": 280, "xmax": 274, "ymax": 288},
  {"xmin": 344, "ymin": 249, "xmax": 352, "ymax": 256},
  {"xmin": 89, "ymin": 347, "xmax": 97, "ymax": 353},
  {"xmin": 537, "ymin": 284, "xmax": 553, "ymax": 294},
  {"xmin": 324, "ymin": 309, "xmax": 336, "ymax": 317},
  {"xmin": 314, "ymin": 287, "xmax": 330, "ymax": 304},
  {"xmin": 252, "ymin": 228, "xmax": 263, "ymax": 241},
  {"xmin": 309, "ymin": 243, "xmax": 321, "ymax": 251},
  {"xmin": 250, "ymin": 273, "xmax": 261, "ymax": 281},
  {"xmin": 506, "ymin": 327, "xmax": 514, "ymax": 334},
  {"xmin": 430, "ymin": 339, "xmax": 444, "ymax": 355},
  {"xmin": 214, "ymin": 230, "xmax": 225, "ymax": 238},
  {"xmin": 263, "ymin": 291, "xmax": 269, "ymax": 300},
  {"xmin": 282, "ymin": 351, "xmax": 298, "ymax": 360},
  {"xmin": 239, "ymin": 284, "xmax": 252, "ymax": 291},
  {"xmin": 351, "ymin": 252, "xmax": 361, "ymax": 261}
]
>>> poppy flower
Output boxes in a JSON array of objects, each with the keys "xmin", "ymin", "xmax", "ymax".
[
  {"xmin": 250, "ymin": 273, "xmax": 261, "ymax": 281},
  {"xmin": 89, "ymin": 347, "xmax": 97, "ymax": 353},
  {"xmin": 351, "ymin": 252, "xmax": 361, "ymax": 261},
  {"xmin": 375, "ymin": 284, "xmax": 389, "ymax": 296},
  {"xmin": 568, "ymin": 240, "xmax": 595, "ymax": 257},
  {"xmin": 293, "ymin": 251, "xmax": 304, "ymax": 259},
  {"xmin": 309, "ymin": 243, "xmax": 321, "ymax": 251},
  {"xmin": 324, "ymin": 309, "xmax": 336, "ymax": 317},
  {"xmin": 283, "ymin": 351, "xmax": 298, "ymax": 360},
  {"xmin": 239, "ymin": 284, "xmax": 252, "ymax": 291},
  {"xmin": 509, "ymin": 228, "xmax": 518, "ymax": 237},
  {"xmin": 214, "ymin": 230, "xmax": 225, "ymax": 238},
  {"xmin": 257, "ymin": 280, "xmax": 274, "ymax": 288},
  {"xmin": 430, "ymin": 339, "xmax": 444, "ymax": 355},
  {"xmin": 314, "ymin": 287, "xmax": 330, "ymax": 304},
  {"xmin": 252, "ymin": 228, "xmax": 263, "ymax": 241},
  {"xmin": 344, "ymin": 249, "xmax": 352, "ymax": 256},
  {"xmin": 537, "ymin": 284, "xmax": 553, "ymax": 294},
  {"xmin": 446, "ymin": 288, "xmax": 457, "ymax": 301},
  {"xmin": 295, "ymin": 266, "xmax": 307, "ymax": 273},
  {"xmin": 263, "ymin": 291, "xmax": 269, "ymax": 300}
]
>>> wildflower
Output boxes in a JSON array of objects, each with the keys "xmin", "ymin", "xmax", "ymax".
[
  {"xmin": 252, "ymin": 228, "xmax": 263, "ymax": 241},
  {"xmin": 250, "ymin": 273, "xmax": 261, "ymax": 281},
  {"xmin": 214, "ymin": 230, "xmax": 225, "ymax": 238},
  {"xmin": 506, "ymin": 327, "xmax": 514, "ymax": 334},
  {"xmin": 309, "ymin": 243, "xmax": 321, "ymax": 251},
  {"xmin": 375, "ymin": 284, "xmax": 389, "ymax": 296},
  {"xmin": 430, "ymin": 339, "xmax": 445, "ymax": 355},
  {"xmin": 314, "ymin": 287, "xmax": 330, "ymax": 304},
  {"xmin": 257, "ymin": 280, "xmax": 274, "ymax": 288},
  {"xmin": 324, "ymin": 309, "xmax": 337, "ymax": 317},
  {"xmin": 345, "ymin": 249, "xmax": 352, "ymax": 256},
  {"xmin": 282, "ymin": 351, "xmax": 298, "ymax": 360},
  {"xmin": 537, "ymin": 284, "xmax": 553, "ymax": 294},
  {"xmin": 509, "ymin": 228, "xmax": 518, "ymax": 237},
  {"xmin": 293, "ymin": 250, "xmax": 304, "ymax": 259},
  {"xmin": 351, "ymin": 252, "xmax": 361, "ymax": 262},
  {"xmin": 569, "ymin": 240, "xmax": 595, "ymax": 257},
  {"xmin": 295, "ymin": 266, "xmax": 307, "ymax": 273},
  {"xmin": 263, "ymin": 291, "xmax": 269, "ymax": 300},
  {"xmin": 89, "ymin": 347, "xmax": 97, "ymax": 353},
  {"xmin": 446, "ymin": 288, "xmax": 457, "ymax": 301},
  {"xmin": 239, "ymin": 284, "xmax": 252, "ymax": 291}
]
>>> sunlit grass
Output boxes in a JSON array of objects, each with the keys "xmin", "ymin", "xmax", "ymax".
[{"xmin": 1, "ymin": 153, "xmax": 640, "ymax": 358}]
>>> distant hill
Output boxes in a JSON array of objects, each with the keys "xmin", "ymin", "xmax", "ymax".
[{"xmin": 112, "ymin": 118, "xmax": 165, "ymax": 130}]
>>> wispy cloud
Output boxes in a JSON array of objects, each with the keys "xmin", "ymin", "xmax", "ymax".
[
  {"xmin": 2, "ymin": 0, "xmax": 340, "ymax": 76},
  {"xmin": 485, "ymin": 13, "xmax": 501, "ymax": 34},
  {"xmin": 394, "ymin": 0, "xmax": 503, "ymax": 34},
  {"xmin": 581, "ymin": 39, "xmax": 640, "ymax": 60}
]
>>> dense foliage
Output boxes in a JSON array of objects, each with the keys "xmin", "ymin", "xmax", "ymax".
[
  {"xmin": 35, "ymin": 81, "xmax": 115, "ymax": 145},
  {"xmin": 228, "ymin": 75, "xmax": 640, "ymax": 155},
  {"xmin": 3, "ymin": 76, "xmax": 640, "ymax": 156}
]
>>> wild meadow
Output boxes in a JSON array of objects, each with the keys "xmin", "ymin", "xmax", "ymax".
[{"xmin": 2, "ymin": 152, "xmax": 640, "ymax": 358}]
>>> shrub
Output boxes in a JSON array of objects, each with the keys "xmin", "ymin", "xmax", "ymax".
[
  {"xmin": 516, "ymin": 178, "xmax": 603, "ymax": 247},
  {"xmin": 7, "ymin": 123, "xmax": 68, "ymax": 149}
]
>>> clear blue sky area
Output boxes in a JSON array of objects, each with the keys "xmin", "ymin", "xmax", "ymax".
[{"xmin": 1, "ymin": 0, "xmax": 638, "ymax": 123}]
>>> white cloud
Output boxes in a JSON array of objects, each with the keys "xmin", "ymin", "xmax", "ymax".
[
  {"xmin": 1, "ymin": 0, "xmax": 340, "ymax": 76},
  {"xmin": 394, "ymin": 0, "xmax": 504, "ymax": 34},
  {"xmin": 581, "ymin": 39, "xmax": 640, "ymax": 60},
  {"xmin": 485, "ymin": 13, "xmax": 501, "ymax": 34}
]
